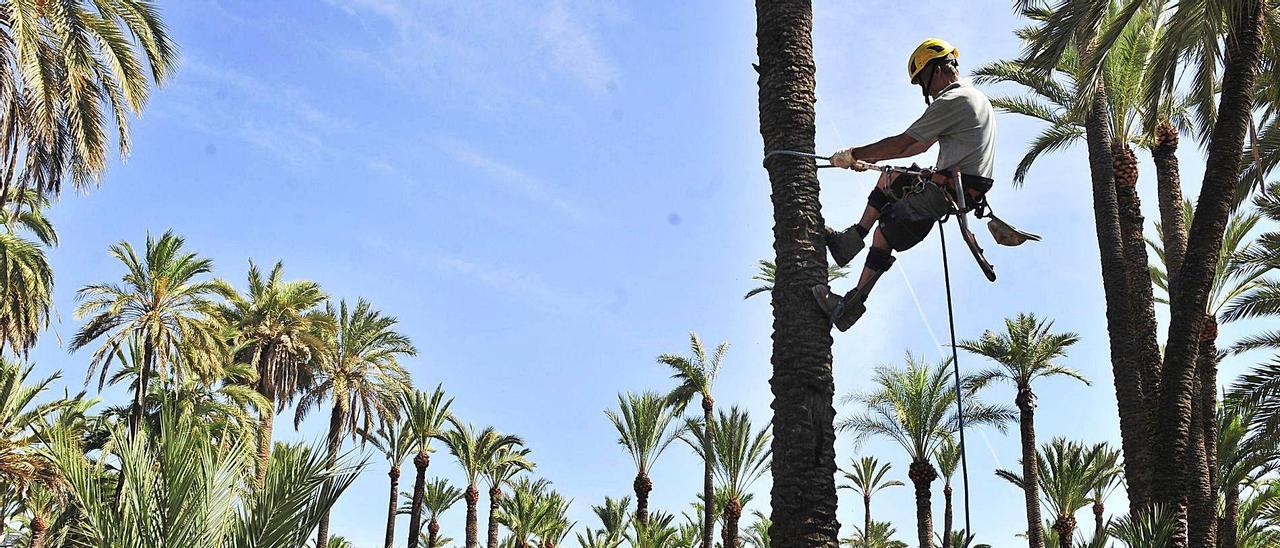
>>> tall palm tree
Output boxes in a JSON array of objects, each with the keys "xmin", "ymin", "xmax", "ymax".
[
  {"xmin": 0, "ymin": 0, "xmax": 176, "ymax": 206},
  {"xmin": 70, "ymin": 231, "xmax": 232, "ymax": 436},
  {"xmin": 605, "ymin": 391, "xmax": 681, "ymax": 526},
  {"xmin": 483, "ymin": 445, "xmax": 534, "ymax": 548},
  {"xmin": 659, "ymin": 331, "xmax": 726, "ymax": 548},
  {"xmin": 935, "ymin": 437, "xmax": 962, "ymax": 548},
  {"xmin": 839, "ymin": 456, "xmax": 902, "ymax": 548},
  {"xmin": 403, "ymin": 386, "xmax": 454, "ymax": 548},
  {"xmin": 997, "ymin": 439, "xmax": 1115, "ymax": 548},
  {"xmin": 423, "ymin": 478, "xmax": 465, "ymax": 548},
  {"xmin": 0, "ymin": 189, "xmax": 55, "ymax": 357},
  {"xmin": 753, "ymin": 1, "xmax": 840, "ymax": 545},
  {"xmin": 362, "ymin": 417, "xmax": 416, "ymax": 548},
  {"xmin": 220, "ymin": 260, "xmax": 331, "ymax": 485},
  {"xmin": 744, "ymin": 259, "xmax": 849, "ymax": 300},
  {"xmin": 295, "ymin": 298, "xmax": 414, "ymax": 548},
  {"xmin": 841, "ymin": 355, "xmax": 1013, "ymax": 547},
  {"xmin": 959, "ymin": 313, "xmax": 1086, "ymax": 548},
  {"xmin": 683, "ymin": 406, "xmax": 771, "ymax": 548},
  {"xmin": 440, "ymin": 419, "xmax": 523, "ymax": 548}
]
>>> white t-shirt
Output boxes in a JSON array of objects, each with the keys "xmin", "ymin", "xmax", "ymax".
[{"xmin": 904, "ymin": 78, "xmax": 996, "ymax": 179}]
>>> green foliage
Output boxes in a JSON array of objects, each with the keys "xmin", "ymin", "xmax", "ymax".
[
  {"xmin": 744, "ymin": 259, "xmax": 849, "ymax": 300},
  {"xmin": 658, "ymin": 331, "xmax": 726, "ymax": 412},
  {"xmin": 841, "ymin": 520, "xmax": 907, "ymax": 548},
  {"xmin": 680, "ymin": 406, "xmax": 771, "ymax": 505},
  {"xmin": 959, "ymin": 312, "xmax": 1087, "ymax": 394},
  {"xmin": 996, "ymin": 438, "xmax": 1121, "ymax": 521},
  {"xmin": 839, "ymin": 456, "xmax": 903, "ymax": 501},
  {"xmin": 605, "ymin": 391, "xmax": 682, "ymax": 476},
  {"xmin": 1107, "ymin": 503, "xmax": 1179, "ymax": 548}
]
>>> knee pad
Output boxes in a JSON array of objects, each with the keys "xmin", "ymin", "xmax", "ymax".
[
  {"xmin": 867, "ymin": 187, "xmax": 892, "ymax": 211},
  {"xmin": 866, "ymin": 247, "xmax": 896, "ymax": 272}
]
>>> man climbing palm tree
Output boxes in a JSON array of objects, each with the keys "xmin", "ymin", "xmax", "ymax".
[{"xmin": 813, "ymin": 38, "xmax": 997, "ymax": 331}]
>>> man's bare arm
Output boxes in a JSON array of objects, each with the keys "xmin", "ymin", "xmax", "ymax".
[{"xmin": 852, "ymin": 133, "xmax": 935, "ymax": 163}]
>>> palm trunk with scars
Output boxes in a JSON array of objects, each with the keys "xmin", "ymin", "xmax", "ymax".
[
  {"xmin": 724, "ymin": 497, "xmax": 743, "ymax": 548},
  {"xmin": 317, "ymin": 400, "xmax": 345, "ymax": 548},
  {"xmin": 465, "ymin": 484, "xmax": 480, "ymax": 548},
  {"xmin": 488, "ymin": 485, "xmax": 502, "ymax": 548},
  {"xmin": 1017, "ymin": 386, "xmax": 1045, "ymax": 548},
  {"xmin": 863, "ymin": 493, "xmax": 872, "ymax": 547},
  {"xmin": 428, "ymin": 520, "xmax": 441, "ymax": 548},
  {"xmin": 385, "ymin": 464, "xmax": 401, "ymax": 548},
  {"xmin": 1188, "ymin": 318, "xmax": 1220, "ymax": 546},
  {"xmin": 1153, "ymin": 120, "xmax": 1187, "ymax": 284},
  {"xmin": 754, "ymin": 1, "xmax": 840, "ymax": 546},
  {"xmin": 909, "ymin": 460, "xmax": 936, "ymax": 548},
  {"xmin": 408, "ymin": 451, "xmax": 430, "ymax": 548},
  {"xmin": 1052, "ymin": 515, "xmax": 1075, "ymax": 548},
  {"xmin": 1220, "ymin": 485, "xmax": 1240, "ymax": 548},
  {"xmin": 942, "ymin": 482, "xmax": 953, "ymax": 548},
  {"xmin": 703, "ymin": 395, "xmax": 715, "ymax": 548},
  {"xmin": 634, "ymin": 472, "xmax": 652, "ymax": 525},
  {"xmin": 1154, "ymin": 7, "xmax": 1265, "ymax": 545},
  {"xmin": 1113, "ymin": 142, "xmax": 1165, "ymax": 409}
]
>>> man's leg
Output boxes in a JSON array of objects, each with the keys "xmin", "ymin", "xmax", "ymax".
[
  {"xmin": 824, "ymin": 174, "xmax": 893, "ymax": 267},
  {"xmin": 812, "ymin": 227, "xmax": 896, "ymax": 332}
]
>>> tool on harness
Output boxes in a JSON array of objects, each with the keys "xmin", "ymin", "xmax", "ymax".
[{"xmin": 986, "ymin": 213, "xmax": 1042, "ymax": 247}]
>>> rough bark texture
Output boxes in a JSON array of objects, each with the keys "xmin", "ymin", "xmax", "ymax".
[
  {"xmin": 1200, "ymin": 319, "xmax": 1220, "ymax": 507},
  {"xmin": 317, "ymin": 402, "xmax": 345, "ymax": 548},
  {"xmin": 909, "ymin": 460, "xmax": 937, "ymax": 548},
  {"xmin": 1114, "ymin": 143, "xmax": 1165, "ymax": 410},
  {"xmin": 1189, "ymin": 319, "xmax": 1220, "ymax": 547},
  {"xmin": 408, "ymin": 451, "xmax": 430, "ymax": 548},
  {"xmin": 1153, "ymin": 120, "xmax": 1187, "ymax": 285},
  {"xmin": 385, "ymin": 465, "xmax": 401, "ymax": 548},
  {"xmin": 942, "ymin": 483, "xmax": 953, "ymax": 548},
  {"xmin": 1017, "ymin": 387, "xmax": 1045, "ymax": 548},
  {"xmin": 703, "ymin": 395, "xmax": 716, "ymax": 548},
  {"xmin": 1220, "ymin": 485, "xmax": 1240, "ymax": 548},
  {"xmin": 256, "ymin": 405, "xmax": 275, "ymax": 487},
  {"xmin": 724, "ymin": 497, "xmax": 743, "ymax": 548},
  {"xmin": 754, "ymin": 2, "xmax": 839, "ymax": 547},
  {"xmin": 30, "ymin": 515, "xmax": 46, "ymax": 548},
  {"xmin": 863, "ymin": 494, "xmax": 872, "ymax": 548},
  {"xmin": 1092, "ymin": 502, "xmax": 1105, "ymax": 545},
  {"xmin": 634, "ymin": 472, "xmax": 652, "ymax": 525},
  {"xmin": 1080, "ymin": 64, "xmax": 1152, "ymax": 512},
  {"xmin": 429, "ymin": 520, "xmax": 441, "ymax": 548},
  {"xmin": 465, "ymin": 484, "xmax": 480, "ymax": 548},
  {"xmin": 488, "ymin": 485, "xmax": 501, "ymax": 548},
  {"xmin": 1154, "ymin": 7, "xmax": 1264, "ymax": 545},
  {"xmin": 1051, "ymin": 516, "xmax": 1076, "ymax": 548}
]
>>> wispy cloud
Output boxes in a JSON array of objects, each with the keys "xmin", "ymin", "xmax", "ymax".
[
  {"xmin": 439, "ymin": 139, "xmax": 595, "ymax": 226},
  {"xmin": 320, "ymin": 0, "xmax": 623, "ymax": 107}
]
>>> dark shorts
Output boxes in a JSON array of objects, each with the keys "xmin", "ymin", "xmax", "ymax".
[{"xmin": 873, "ymin": 172, "xmax": 991, "ymax": 252}]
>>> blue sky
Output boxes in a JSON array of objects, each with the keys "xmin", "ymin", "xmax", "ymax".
[{"xmin": 22, "ymin": 1, "xmax": 1275, "ymax": 546}]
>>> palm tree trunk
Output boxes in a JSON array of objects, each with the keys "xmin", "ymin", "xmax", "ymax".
[
  {"xmin": 1188, "ymin": 318, "xmax": 1220, "ymax": 547},
  {"xmin": 385, "ymin": 464, "xmax": 401, "ymax": 548},
  {"xmin": 408, "ymin": 451, "xmax": 430, "ymax": 548},
  {"xmin": 1078, "ymin": 55, "xmax": 1152, "ymax": 513},
  {"xmin": 1017, "ymin": 387, "xmax": 1045, "ymax": 548},
  {"xmin": 428, "ymin": 519, "xmax": 441, "ymax": 548},
  {"xmin": 465, "ymin": 483, "xmax": 480, "ymax": 548},
  {"xmin": 754, "ymin": 2, "xmax": 839, "ymax": 547},
  {"xmin": 942, "ymin": 483, "xmax": 953, "ymax": 548},
  {"xmin": 634, "ymin": 471, "xmax": 652, "ymax": 525},
  {"xmin": 909, "ymin": 460, "xmax": 936, "ymax": 548},
  {"xmin": 724, "ymin": 497, "xmax": 743, "ymax": 548},
  {"xmin": 863, "ymin": 494, "xmax": 872, "ymax": 547},
  {"xmin": 1051, "ymin": 516, "xmax": 1075, "ymax": 548},
  {"xmin": 1092, "ymin": 502, "xmax": 1104, "ymax": 544},
  {"xmin": 1153, "ymin": 6, "xmax": 1265, "ymax": 542},
  {"xmin": 30, "ymin": 514, "xmax": 46, "ymax": 548},
  {"xmin": 1114, "ymin": 142, "xmax": 1164, "ymax": 412},
  {"xmin": 317, "ymin": 402, "xmax": 345, "ymax": 548},
  {"xmin": 256, "ymin": 388, "xmax": 276, "ymax": 487},
  {"xmin": 129, "ymin": 342, "xmax": 155, "ymax": 436},
  {"xmin": 703, "ymin": 395, "xmax": 716, "ymax": 548},
  {"xmin": 488, "ymin": 485, "xmax": 502, "ymax": 548},
  {"xmin": 1152, "ymin": 120, "xmax": 1187, "ymax": 284},
  {"xmin": 1200, "ymin": 318, "xmax": 1219, "ymax": 503},
  {"xmin": 1219, "ymin": 484, "xmax": 1239, "ymax": 548}
]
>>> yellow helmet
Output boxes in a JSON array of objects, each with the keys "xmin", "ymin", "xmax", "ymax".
[{"xmin": 907, "ymin": 38, "xmax": 959, "ymax": 83}]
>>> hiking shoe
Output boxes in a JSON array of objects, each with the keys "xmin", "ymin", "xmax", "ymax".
[
  {"xmin": 812, "ymin": 285, "xmax": 844, "ymax": 322},
  {"xmin": 833, "ymin": 294, "xmax": 867, "ymax": 332},
  {"xmin": 824, "ymin": 225, "xmax": 866, "ymax": 267}
]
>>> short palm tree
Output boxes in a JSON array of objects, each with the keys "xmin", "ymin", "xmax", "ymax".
[
  {"xmin": 839, "ymin": 456, "xmax": 902, "ymax": 548},
  {"xmin": 659, "ymin": 331, "xmax": 726, "ymax": 548},
  {"xmin": 959, "ymin": 313, "xmax": 1085, "ymax": 548},
  {"xmin": 841, "ymin": 520, "xmax": 908, "ymax": 548},
  {"xmin": 743, "ymin": 511, "xmax": 770, "ymax": 548},
  {"xmin": 423, "ymin": 478, "xmax": 464, "ymax": 548},
  {"xmin": 220, "ymin": 260, "xmax": 331, "ymax": 485},
  {"xmin": 0, "ymin": 359, "xmax": 62, "ymax": 522},
  {"xmin": 1213, "ymin": 400, "xmax": 1280, "ymax": 547},
  {"xmin": 0, "ymin": 189, "xmax": 55, "ymax": 356},
  {"xmin": 840, "ymin": 354, "xmax": 1013, "ymax": 548},
  {"xmin": 0, "ymin": 0, "xmax": 176, "ymax": 205},
  {"xmin": 743, "ymin": 259, "xmax": 848, "ymax": 300},
  {"xmin": 605, "ymin": 391, "xmax": 681, "ymax": 526},
  {"xmin": 997, "ymin": 438, "xmax": 1114, "ymax": 548},
  {"xmin": 1106, "ymin": 504, "xmax": 1178, "ymax": 548},
  {"xmin": 682, "ymin": 406, "xmax": 770, "ymax": 548},
  {"xmin": 625, "ymin": 511, "xmax": 679, "ymax": 548},
  {"xmin": 362, "ymin": 417, "xmax": 416, "ymax": 548},
  {"xmin": 591, "ymin": 495, "xmax": 632, "ymax": 547},
  {"xmin": 71, "ymin": 231, "xmax": 232, "ymax": 436},
  {"xmin": 483, "ymin": 445, "xmax": 535, "ymax": 548},
  {"xmin": 296, "ymin": 298, "xmax": 414, "ymax": 548},
  {"xmin": 440, "ymin": 419, "xmax": 523, "ymax": 548},
  {"xmin": 935, "ymin": 436, "xmax": 962, "ymax": 548},
  {"xmin": 1085, "ymin": 445, "xmax": 1122, "ymax": 546},
  {"xmin": 403, "ymin": 386, "xmax": 454, "ymax": 548},
  {"xmin": 495, "ymin": 477, "xmax": 552, "ymax": 548}
]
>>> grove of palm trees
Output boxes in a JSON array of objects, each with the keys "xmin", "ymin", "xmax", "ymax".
[{"xmin": 2, "ymin": 1, "xmax": 1280, "ymax": 547}]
